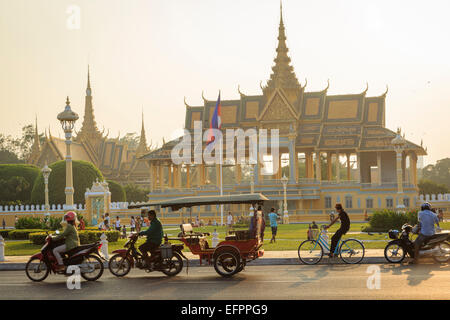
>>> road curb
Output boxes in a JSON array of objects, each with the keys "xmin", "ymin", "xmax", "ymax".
[{"xmin": 0, "ymin": 256, "xmax": 389, "ymax": 271}]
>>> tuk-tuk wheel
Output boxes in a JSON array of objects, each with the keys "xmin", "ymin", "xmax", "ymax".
[{"xmin": 213, "ymin": 250, "xmax": 241, "ymax": 277}]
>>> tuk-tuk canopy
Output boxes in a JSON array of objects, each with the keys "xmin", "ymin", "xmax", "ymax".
[{"xmin": 129, "ymin": 193, "xmax": 269, "ymax": 211}]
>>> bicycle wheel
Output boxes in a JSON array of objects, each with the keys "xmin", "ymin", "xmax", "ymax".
[
  {"xmin": 298, "ymin": 240, "xmax": 323, "ymax": 265},
  {"xmin": 339, "ymin": 239, "xmax": 365, "ymax": 264}
]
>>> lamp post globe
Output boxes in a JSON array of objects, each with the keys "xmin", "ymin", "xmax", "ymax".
[
  {"xmin": 57, "ymin": 97, "xmax": 79, "ymax": 210},
  {"xmin": 41, "ymin": 164, "xmax": 52, "ymax": 217}
]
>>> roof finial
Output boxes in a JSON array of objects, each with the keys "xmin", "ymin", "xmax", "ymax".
[
  {"xmin": 87, "ymin": 65, "xmax": 91, "ymax": 89},
  {"xmin": 184, "ymin": 96, "xmax": 191, "ymax": 108},
  {"xmin": 202, "ymin": 90, "xmax": 208, "ymax": 103},
  {"xmin": 66, "ymin": 96, "xmax": 70, "ymax": 105},
  {"xmin": 238, "ymin": 85, "xmax": 246, "ymax": 97}
]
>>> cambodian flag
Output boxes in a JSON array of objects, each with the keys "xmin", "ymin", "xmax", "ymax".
[{"xmin": 206, "ymin": 92, "xmax": 221, "ymax": 146}]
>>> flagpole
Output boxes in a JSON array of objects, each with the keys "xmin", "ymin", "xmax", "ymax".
[{"xmin": 220, "ymin": 137, "xmax": 224, "ymax": 226}]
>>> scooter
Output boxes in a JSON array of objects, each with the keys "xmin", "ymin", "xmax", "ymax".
[
  {"xmin": 384, "ymin": 224, "xmax": 450, "ymax": 263},
  {"xmin": 25, "ymin": 231, "xmax": 105, "ymax": 282},
  {"xmin": 108, "ymin": 233, "xmax": 188, "ymax": 277}
]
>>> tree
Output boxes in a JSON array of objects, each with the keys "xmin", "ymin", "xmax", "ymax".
[
  {"xmin": 0, "ymin": 164, "xmax": 41, "ymax": 205},
  {"xmin": 31, "ymin": 160, "xmax": 103, "ymax": 205},
  {"xmin": 124, "ymin": 184, "xmax": 149, "ymax": 203},
  {"xmin": 422, "ymin": 158, "xmax": 450, "ymax": 189},
  {"xmin": 107, "ymin": 180, "xmax": 126, "ymax": 202},
  {"xmin": 418, "ymin": 179, "xmax": 449, "ymax": 195},
  {"xmin": 0, "ymin": 124, "xmax": 45, "ymax": 162},
  {"xmin": 0, "ymin": 149, "xmax": 22, "ymax": 164}
]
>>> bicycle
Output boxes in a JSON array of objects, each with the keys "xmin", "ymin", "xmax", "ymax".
[{"xmin": 298, "ymin": 225, "xmax": 365, "ymax": 264}]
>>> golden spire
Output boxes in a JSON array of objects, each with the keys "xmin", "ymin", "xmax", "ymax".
[
  {"xmin": 136, "ymin": 110, "xmax": 149, "ymax": 157},
  {"xmin": 28, "ymin": 116, "xmax": 41, "ymax": 163},
  {"xmin": 32, "ymin": 116, "xmax": 40, "ymax": 151},
  {"xmin": 266, "ymin": 1, "xmax": 300, "ymax": 90},
  {"xmin": 76, "ymin": 66, "xmax": 102, "ymax": 144}
]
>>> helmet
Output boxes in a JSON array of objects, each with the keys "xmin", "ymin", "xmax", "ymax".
[
  {"xmin": 421, "ymin": 202, "xmax": 432, "ymax": 211},
  {"xmin": 64, "ymin": 211, "xmax": 76, "ymax": 222}
]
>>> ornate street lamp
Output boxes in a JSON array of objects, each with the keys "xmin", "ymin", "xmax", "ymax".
[
  {"xmin": 41, "ymin": 163, "xmax": 52, "ymax": 217},
  {"xmin": 57, "ymin": 97, "xmax": 79, "ymax": 210},
  {"xmin": 391, "ymin": 128, "xmax": 406, "ymax": 210},
  {"xmin": 281, "ymin": 174, "xmax": 289, "ymax": 224}
]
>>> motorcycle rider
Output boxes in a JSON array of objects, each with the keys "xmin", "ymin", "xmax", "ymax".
[
  {"xmin": 137, "ymin": 209, "xmax": 163, "ymax": 266},
  {"xmin": 413, "ymin": 202, "xmax": 440, "ymax": 263},
  {"xmin": 52, "ymin": 211, "xmax": 80, "ymax": 271}
]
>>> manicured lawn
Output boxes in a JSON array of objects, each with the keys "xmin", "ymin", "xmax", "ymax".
[{"xmin": 5, "ymin": 222, "xmax": 449, "ymax": 256}]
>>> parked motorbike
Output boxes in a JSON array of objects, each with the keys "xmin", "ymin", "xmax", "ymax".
[
  {"xmin": 108, "ymin": 233, "xmax": 187, "ymax": 277},
  {"xmin": 385, "ymin": 224, "xmax": 450, "ymax": 263},
  {"xmin": 25, "ymin": 232, "xmax": 105, "ymax": 282}
]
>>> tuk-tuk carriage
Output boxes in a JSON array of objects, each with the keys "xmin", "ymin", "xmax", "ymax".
[{"xmin": 130, "ymin": 193, "xmax": 268, "ymax": 277}]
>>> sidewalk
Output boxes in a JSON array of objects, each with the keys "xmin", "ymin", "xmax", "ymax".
[{"xmin": 0, "ymin": 249, "xmax": 388, "ymax": 271}]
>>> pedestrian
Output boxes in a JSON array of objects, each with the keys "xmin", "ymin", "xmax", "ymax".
[
  {"xmin": 307, "ymin": 225, "xmax": 313, "ymax": 240},
  {"xmin": 260, "ymin": 211, "xmax": 266, "ymax": 242},
  {"xmin": 268, "ymin": 207, "xmax": 280, "ymax": 243},
  {"xmin": 311, "ymin": 221, "xmax": 318, "ymax": 229},
  {"xmin": 104, "ymin": 213, "xmax": 111, "ymax": 230},
  {"xmin": 14, "ymin": 215, "xmax": 18, "ymax": 227},
  {"xmin": 2, "ymin": 218, "xmax": 5, "ymax": 229},
  {"xmin": 227, "ymin": 211, "xmax": 233, "ymax": 231},
  {"xmin": 78, "ymin": 216, "xmax": 85, "ymax": 230},
  {"xmin": 130, "ymin": 216, "xmax": 136, "ymax": 232},
  {"xmin": 121, "ymin": 225, "xmax": 127, "ymax": 239},
  {"xmin": 135, "ymin": 216, "xmax": 141, "ymax": 233},
  {"xmin": 115, "ymin": 216, "xmax": 121, "ymax": 231},
  {"xmin": 438, "ymin": 209, "xmax": 444, "ymax": 222}
]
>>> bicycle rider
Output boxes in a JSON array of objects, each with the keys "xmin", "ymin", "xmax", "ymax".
[{"xmin": 324, "ymin": 203, "xmax": 350, "ymax": 258}]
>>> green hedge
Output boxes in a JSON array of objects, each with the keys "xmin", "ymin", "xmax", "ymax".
[
  {"xmin": 31, "ymin": 160, "xmax": 103, "ymax": 205},
  {"xmin": 363, "ymin": 209, "xmax": 418, "ymax": 232},
  {"xmin": 107, "ymin": 180, "xmax": 126, "ymax": 202},
  {"xmin": 9, "ymin": 229, "xmax": 46, "ymax": 240},
  {"xmin": 29, "ymin": 232, "xmax": 48, "ymax": 245},
  {"xmin": 0, "ymin": 230, "xmax": 11, "ymax": 238},
  {"xmin": 0, "ymin": 164, "xmax": 40, "ymax": 204},
  {"xmin": 29, "ymin": 230, "xmax": 120, "ymax": 245}
]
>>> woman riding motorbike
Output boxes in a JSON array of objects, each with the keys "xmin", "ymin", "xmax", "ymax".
[{"xmin": 52, "ymin": 211, "xmax": 80, "ymax": 271}]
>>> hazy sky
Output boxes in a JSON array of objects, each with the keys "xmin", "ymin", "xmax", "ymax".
[{"xmin": 1, "ymin": 0, "xmax": 449, "ymax": 165}]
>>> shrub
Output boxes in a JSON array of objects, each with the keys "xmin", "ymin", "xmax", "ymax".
[
  {"xmin": 0, "ymin": 164, "xmax": 40, "ymax": 205},
  {"xmin": 28, "ymin": 230, "xmax": 120, "ymax": 245},
  {"xmin": 31, "ymin": 160, "xmax": 103, "ymax": 205},
  {"xmin": 15, "ymin": 216, "xmax": 43, "ymax": 229},
  {"xmin": 0, "ymin": 230, "xmax": 10, "ymax": 238},
  {"xmin": 363, "ymin": 209, "xmax": 419, "ymax": 232},
  {"xmin": 78, "ymin": 230, "xmax": 120, "ymax": 244},
  {"xmin": 29, "ymin": 232, "xmax": 48, "ymax": 245},
  {"xmin": 107, "ymin": 180, "xmax": 126, "ymax": 202},
  {"xmin": 9, "ymin": 229, "xmax": 46, "ymax": 240},
  {"xmin": 124, "ymin": 184, "xmax": 149, "ymax": 203}
]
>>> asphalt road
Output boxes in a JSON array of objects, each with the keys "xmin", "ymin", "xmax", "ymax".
[{"xmin": 0, "ymin": 263, "xmax": 449, "ymax": 300}]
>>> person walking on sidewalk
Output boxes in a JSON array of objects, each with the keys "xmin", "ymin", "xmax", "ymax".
[
  {"xmin": 325, "ymin": 203, "xmax": 350, "ymax": 258},
  {"xmin": 268, "ymin": 208, "xmax": 280, "ymax": 243}
]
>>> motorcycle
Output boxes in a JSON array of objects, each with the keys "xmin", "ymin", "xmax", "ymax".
[
  {"xmin": 108, "ymin": 233, "xmax": 187, "ymax": 277},
  {"xmin": 25, "ymin": 231, "xmax": 105, "ymax": 282},
  {"xmin": 385, "ymin": 224, "xmax": 450, "ymax": 263}
]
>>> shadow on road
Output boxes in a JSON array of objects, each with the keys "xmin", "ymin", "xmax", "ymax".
[{"xmin": 379, "ymin": 261, "xmax": 449, "ymax": 286}]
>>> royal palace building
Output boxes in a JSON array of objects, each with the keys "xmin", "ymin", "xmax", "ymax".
[{"xmin": 140, "ymin": 6, "xmax": 426, "ymax": 221}]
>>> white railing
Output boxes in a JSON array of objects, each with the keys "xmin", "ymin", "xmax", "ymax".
[{"xmin": 419, "ymin": 193, "xmax": 450, "ymax": 202}]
